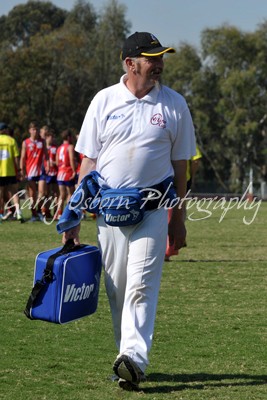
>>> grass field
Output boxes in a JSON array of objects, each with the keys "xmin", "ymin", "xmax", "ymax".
[{"xmin": 0, "ymin": 200, "xmax": 266, "ymax": 400}]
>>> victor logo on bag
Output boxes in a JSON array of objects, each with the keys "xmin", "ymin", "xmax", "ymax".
[
  {"xmin": 100, "ymin": 188, "xmax": 144, "ymax": 226},
  {"xmin": 105, "ymin": 208, "xmax": 141, "ymax": 224},
  {"xmin": 63, "ymin": 282, "xmax": 95, "ymax": 303}
]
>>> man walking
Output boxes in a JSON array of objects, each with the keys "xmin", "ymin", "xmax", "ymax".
[{"xmin": 62, "ymin": 32, "xmax": 196, "ymax": 390}]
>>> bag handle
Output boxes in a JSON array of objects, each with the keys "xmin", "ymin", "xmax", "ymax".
[
  {"xmin": 43, "ymin": 239, "xmax": 85, "ymax": 283},
  {"xmin": 24, "ymin": 239, "xmax": 85, "ymax": 319}
]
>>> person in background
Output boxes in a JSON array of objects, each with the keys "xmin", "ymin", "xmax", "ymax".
[
  {"xmin": 40, "ymin": 125, "xmax": 49, "ymax": 140},
  {"xmin": 41, "ymin": 128, "xmax": 59, "ymax": 219},
  {"xmin": 186, "ymin": 144, "xmax": 202, "ymax": 192},
  {"xmin": 0, "ymin": 123, "xmax": 23, "ymax": 221},
  {"xmin": 20, "ymin": 121, "xmax": 49, "ymax": 221},
  {"xmin": 61, "ymin": 32, "xmax": 196, "ymax": 390},
  {"xmin": 38, "ymin": 125, "xmax": 50, "ymax": 216},
  {"xmin": 55, "ymin": 129, "xmax": 76, "ymax": 220}
]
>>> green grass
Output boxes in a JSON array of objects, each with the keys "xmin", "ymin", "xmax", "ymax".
[{"xmin": 0, "ymin": 201, "xmax": 267, "ymax": 400}]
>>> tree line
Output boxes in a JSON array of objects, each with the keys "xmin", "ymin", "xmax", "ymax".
[{"xmin": 0, "ymin": 0, "xmax": 266, "ymax": 192}]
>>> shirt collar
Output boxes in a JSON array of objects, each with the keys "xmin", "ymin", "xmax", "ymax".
[{"xmin": 120, "ymin": 74, "xmax": 160, "ymax": 104}]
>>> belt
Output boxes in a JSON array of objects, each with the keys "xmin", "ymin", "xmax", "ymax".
[{"xmin": 142, "ymin": 178, "xmax": 174, "ymax": 211}]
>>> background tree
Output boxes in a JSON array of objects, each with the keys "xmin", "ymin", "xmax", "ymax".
[
  {"xmin": 92, "ymin": 0, "xmax": 130, "ymax": 89},
  {"xmin": 163, "ymin": 43, "xmax": 202, "ymax": 103},
  {"xmin": 199, "ymin": 25, "xmax": 266, "ymax": 191},
  {"xmin": 0, "ymin": 0, "xmax": 130, "ymax": 142},
  {"xmin": 164, "ymin": 44, "xmax": 228, "ymax": 191},
  {"xmin": 0, "ymin": 0, "xmax": 66, "ymax": 48}
]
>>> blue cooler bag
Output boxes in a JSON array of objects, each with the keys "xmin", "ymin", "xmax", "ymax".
[{"xmin": 24, "ymin": 240, "xmax": 102, "ymax": 324}]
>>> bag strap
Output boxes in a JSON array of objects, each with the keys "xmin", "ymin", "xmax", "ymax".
[{"xmin": 24, "ymin": 239, "xmax": 85, "ymax": 319}]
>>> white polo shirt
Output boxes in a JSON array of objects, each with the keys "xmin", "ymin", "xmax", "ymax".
[{"xmin": 76, "ymin": 75, "xmax": 196, "ymax": 188}]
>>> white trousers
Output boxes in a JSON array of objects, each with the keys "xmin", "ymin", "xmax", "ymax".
[{"xmin": 97, "ymin": 208, "xmax": 168, "ymax": 372}]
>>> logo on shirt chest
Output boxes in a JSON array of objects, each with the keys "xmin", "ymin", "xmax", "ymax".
[
  {"xmin": 150, "ymin": 113, "xmax": 166, "ymax": 128},
  {"xmin": 107, "ymin": 114, "xmax": 125, "ymax": 121}
]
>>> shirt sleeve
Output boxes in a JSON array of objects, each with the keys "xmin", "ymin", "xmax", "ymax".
[
  {"xmin": 75, "ymin": 97, "xmax": 102, "ymax": 159},
  {"xmin": 171, "ymin": 105, "xmax": 196, "ymax": 161}
]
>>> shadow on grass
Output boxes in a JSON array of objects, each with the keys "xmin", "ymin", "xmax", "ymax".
[
  {"xmin": 143, "ymin": 372, "xmax": 267, "ymax": 393},
  {"xmin": 174, "ymin": 259, "xmax": 267, "ymax": 263}
]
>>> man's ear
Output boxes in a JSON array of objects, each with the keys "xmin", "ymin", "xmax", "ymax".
[{"xmin": 125, "ymin": 57, "xmax": 136, "ymax": 72}]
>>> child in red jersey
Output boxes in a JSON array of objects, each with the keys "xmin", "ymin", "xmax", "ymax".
[
  {"xmin": 41, "ymin": 129, "xmax": 59, "ymax": 219},
  {"xmin": 55, "ymin": 129, "xmax": 76, "ymax": 220},
  {"xmin": 38, "ymin": 125, "xmax": 50, "ymax": 216},
  {"xmin": 20, "ymin": 121, "xmax": 49, "ymax": 221}
]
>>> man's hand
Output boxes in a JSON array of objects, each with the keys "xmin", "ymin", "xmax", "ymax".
[
  {"xmin": 61, "ymin": 156, "xmax": 97, "ymax": 246},
  {"xmin": 170, "ymin": 159, "xmax": 187, "ymax": 250},
  {"xmin": 168, "ymin": 210, "xmax": 186, "ymax": 251},
  {"xmin": 62, "ymin": 225, "xmax": 81, "ymax": 245}
]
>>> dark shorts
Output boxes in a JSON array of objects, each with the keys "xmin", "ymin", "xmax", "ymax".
[
  {"xmin": 46, "ymin": 175, "xmax": 57, "ymax": 185},
  {"xmin": 40, "ymin": 174, "xmax": 57, "ymax": 185},
  {"xmin": 39, "ymin": 174, "xmax": 47, "ymax": 181},
  {"xmin": 57, "ymin": 180, "xmax": 75, "ymax": 187},
  {"xmin": 0, "ymin": 176, "xmax": 17, "ymax": 186},
  {"xmin": 27, "ymin": 176, "xmax": 41, "ymax": 182}
]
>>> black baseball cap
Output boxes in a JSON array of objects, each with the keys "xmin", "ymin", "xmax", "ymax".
[{"xmin": 121, "ymin": 32, "xmax": 175, "ymax": 60}]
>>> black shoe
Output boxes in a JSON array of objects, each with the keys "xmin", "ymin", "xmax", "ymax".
[{"xmin": 113, "ymin": 355, "xmax": 145, "ymax": 385}]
